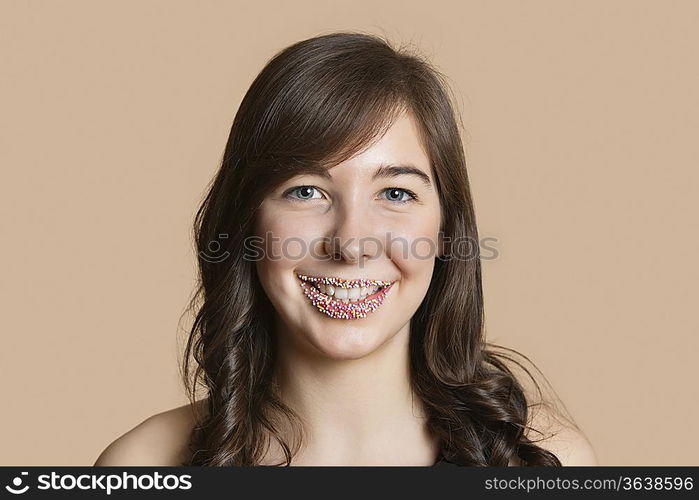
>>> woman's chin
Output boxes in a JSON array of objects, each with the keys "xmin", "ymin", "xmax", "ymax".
[{"xmin": 303, "ymin": 327, "xmax": 390, "ymax": 361}]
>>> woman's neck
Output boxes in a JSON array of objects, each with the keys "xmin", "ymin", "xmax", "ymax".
[{"xmin": 269, "ymin": 322, "xmax": 440, "ymax": 465}]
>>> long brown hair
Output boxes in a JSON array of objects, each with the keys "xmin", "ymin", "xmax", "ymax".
[{"xmin": 180, "ymin": 31, "xmax": 573, "ymax": 466}]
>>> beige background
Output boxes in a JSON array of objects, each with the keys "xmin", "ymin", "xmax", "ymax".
[{"xmin": 1, "ymin": 0, "xmax": 697, "ymax": 466}]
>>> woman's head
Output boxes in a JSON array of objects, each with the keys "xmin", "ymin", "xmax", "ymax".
[
  {"xmin": 253, "ymin": 109, "xmax": 444, "ymax": 360},
  {"xmin": 183, "ymin": 31, "xmax": 563, "ymax": 466}
]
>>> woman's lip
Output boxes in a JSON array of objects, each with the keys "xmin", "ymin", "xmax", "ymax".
[
  {"xmin": 297, "ymin": 279, "xmax": 396, "ymax": 320},
  {"xmin": 296, "ymin": 273, "xmax": 395, "ymax": 289}
]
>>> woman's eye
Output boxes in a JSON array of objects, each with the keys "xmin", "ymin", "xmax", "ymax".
[
  {"xmin": 382, "ymin": 187, "xmax": 418, "ymax": 204},
  {"xmin": 284, "ymin": 186, "xmax": 324, "ymax": 201},
  {"xmin": 282, "ymin": 186, "xmax": 418, "ymax": 204}
]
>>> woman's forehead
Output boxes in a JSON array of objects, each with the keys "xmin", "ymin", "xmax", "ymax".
[{"xmin": 314, "ymin": 111, "xmax": 431, "ymax": 178}]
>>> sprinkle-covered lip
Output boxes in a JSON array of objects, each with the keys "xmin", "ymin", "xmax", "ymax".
[
  {"xmin": 296, "ymin": 273, "xmax": 397, "ymax": 320},
  {"xmin": 296, "ymin": 273, "xmax": 395, "ymax": 289}
]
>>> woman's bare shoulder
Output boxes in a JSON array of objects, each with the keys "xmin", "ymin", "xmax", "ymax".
[
  {"xmin": 521, "ymin": 403, "xmax": 598, "ymax": 466},
  {"xmin": 93, "ymin": 398, "xmax": 209, "ymax": 466},
  {"xmin": 488, "ymin": 345, "xmax": 598, "ymax": 466}
]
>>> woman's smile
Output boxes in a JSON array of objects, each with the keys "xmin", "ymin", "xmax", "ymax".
[{"xmin": 296, "ymin": 272, "xmax": 397, "ymax": 319}]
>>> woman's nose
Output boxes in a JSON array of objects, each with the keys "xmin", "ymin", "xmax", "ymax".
[{"xmin": 322, "ymin": 206, "xmax": 379, "ymax": 264}]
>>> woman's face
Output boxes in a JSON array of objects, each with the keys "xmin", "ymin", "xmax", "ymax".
[{"xmin": 253, "ymin": 111, "xmax": 442, "ymax": 360}]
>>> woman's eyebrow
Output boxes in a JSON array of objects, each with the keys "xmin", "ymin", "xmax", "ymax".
[
  {"xmin": 297, "ymin": 162, "xmax": 433, "ymax": 189},
  {"xmin": 372, "ymin": 163, "xmax": 433, "ymax": 190}
]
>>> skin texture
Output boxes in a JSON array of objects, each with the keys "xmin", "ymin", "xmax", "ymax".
[{"xmin": 253, "ymin": 110, "xmax": 442, "ymax": 361}]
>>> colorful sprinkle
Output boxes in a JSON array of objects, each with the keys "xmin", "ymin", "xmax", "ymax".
[
  {"xmin": 296, "ymin": 273, "xmax": 393, "ymax": 289},
  {"xmin": 298, "ymin": 280, "xmax": 394, "ymax": 320}
]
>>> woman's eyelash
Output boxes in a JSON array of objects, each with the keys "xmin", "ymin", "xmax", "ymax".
[
  {"xmin": 282, "ymin": 186, "xmax": 323, "ymax": 202},
  {"xmin": 382, "ymin": 187, "xmax": 418, "ymax": 204},
  {"xmin": 282, "ymin": 186, "xmax": 419, "ymax": 204}
]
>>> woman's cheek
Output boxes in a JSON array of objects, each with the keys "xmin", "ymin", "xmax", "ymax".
[
  {"xmin": 257, "ymin": 210, "xmax": 319, "ymax": 265},
  {"xmin": 384, "ymin": 216, "xmax": 440, "ymax": 267}
]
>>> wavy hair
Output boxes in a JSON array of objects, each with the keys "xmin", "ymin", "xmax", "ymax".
[{"xmin": 179, "ymin": 31, "xmax": 574, "ymax": 466}]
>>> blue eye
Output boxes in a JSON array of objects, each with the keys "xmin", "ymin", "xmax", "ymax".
[
  {"xmin": 284, "ymin": 186, "xmax": 323, "ymax": 201},
  {"xmin": 282, "ymin": 185, "xmax": 419, "ymax": 204},
  {"xmin": 382, "ymin": 187, "xmax": 418, "ymax": 204}
]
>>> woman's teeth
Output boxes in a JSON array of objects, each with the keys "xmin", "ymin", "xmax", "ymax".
[
  {"xmin": 315, "ymin": 283, "xmax": 381, "ymax": 302},
  {"xmin": 296, "ymin": 273, "xmax": 395, "ymax": 319}
]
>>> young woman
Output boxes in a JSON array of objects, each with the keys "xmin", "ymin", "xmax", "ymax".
[{"xmin": 95, "ymin": 31, "xmax": 597, "ymax": 467}]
